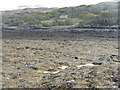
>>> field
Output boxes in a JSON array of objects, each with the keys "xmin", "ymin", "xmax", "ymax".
[{"xmin": 2, "ymin": 29, "xmax": 119, "ymax": 88}]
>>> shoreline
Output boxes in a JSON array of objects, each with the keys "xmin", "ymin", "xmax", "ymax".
[
  {"xmin": 2, "ymin": 26, "xmax": 119, "ymax": 31},
  {"xmin": 2, "ymin": 29, "xmax": 119, "ymax": 40}
]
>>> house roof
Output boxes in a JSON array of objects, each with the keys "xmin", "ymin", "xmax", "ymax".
[{"xmin": 60, "ymin": 15, "xmax": 68, "ymax": 17}]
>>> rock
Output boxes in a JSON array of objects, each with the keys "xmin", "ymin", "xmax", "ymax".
[
  {"xmin": 47, "ymin": 69, "xmax": 56, "ymax": 71},
  {"xmin": 89, "ymin": 84, "xmax": 97, "ymax": 88},
  {"xmin": 110, "ymin": 55, "xmax": 120, "ymax": 62},
  {"xmin": 16, "ymin": 47, "xmax": 24, "ymax": 50},
  {"xmin": 77, "ymin": 64, "xmax": 95, "ymax": 68},
  {"xmin": 44, "ymin": 70, "xmax": 60, "ymax": 74},
  {"xmin": 58, "ymin": 66, "xmax": 68, "ymax": 70},
  {"xmin": 92, "ymin": 62, "xmax": 102, "ymax": 65},
  {"xmin": 30, "ymin": 66, "xmax": 39, "ymax": 70},
  {"xmin": 58, "ymin": 62, "xmax": 69, "ymax": 66},
  {"xmin": 74, "ymin": 57, "xmax": 79, "ymax": 59},
  {"xmin": 25, "ymin": 46, "xmax": 30, "ymax": 49},
  {"xmin": 31, "ymin": 48, "xmax": 38, "ymax": 50},
  {"xmin": 39, "ymin": 48, "xmax": 43, "ymax": 50},
  {"xmin": 17, "ymin": 67, "xmax": 20, "ymax": 69},
  {"xmin": 70, "ymin": 72, "xmax": 76, "ymax": 75},
  {"xmin": 67, "ymin": 80, "xmax": 75, "ymax": 83}
]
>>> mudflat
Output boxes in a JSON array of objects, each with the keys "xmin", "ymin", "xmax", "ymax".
[{"xmin": 2, "ymin": 29, "xmax": 119, "ymax": 88}]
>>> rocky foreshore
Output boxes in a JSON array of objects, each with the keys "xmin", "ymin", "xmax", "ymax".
[{"xmin": 1, "ymin": 29, "xmax": 119, "ymax": 88}]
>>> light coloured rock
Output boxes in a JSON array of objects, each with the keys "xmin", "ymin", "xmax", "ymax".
[
  {"xmin": 67, "ymin": 80, "xmax": 75, "ymax": 83},
  {"xmin": 76, "ymin": 64, "xmax": 95, "ymax": 68},
  {"xmin": 58, "ymin": 66, "xmax": 68, "ymax": 70},
  {"xmin": 44, "ymin": 70, "xmax": 60, "ymax": 74}
]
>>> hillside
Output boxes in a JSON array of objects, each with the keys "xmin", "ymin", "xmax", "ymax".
[{"xmin": 2, "ymin": 1, "xmax": 119, "ymax": 30}]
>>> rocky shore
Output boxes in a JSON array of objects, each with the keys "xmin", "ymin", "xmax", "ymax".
[{"xmin": 1, "ymin": 29, "xmax": 119, "ymax": 88}]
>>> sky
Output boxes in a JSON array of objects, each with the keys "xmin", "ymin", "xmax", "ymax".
[{"xmin": 0, "ymin": 0, "xmax": 114, "ymax": 11}]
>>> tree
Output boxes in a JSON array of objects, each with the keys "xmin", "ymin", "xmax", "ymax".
[
  {"xmin": 52, "ymin": 19, "xmax": 73, "ymax": 26},
  {"xmin": 78, "ymin": 20, "xmax": 85, "ymax": 27},
  {"xmin": 64, "ymin": 19, "xmax": 73, "ymax": 25},
  {"xmin": 83, "ymin": 13, "xmax": 98, "ymax": 26},
  {"xmin": 98, "ymin": 10, "xmax": 118, "ymax": 26}
]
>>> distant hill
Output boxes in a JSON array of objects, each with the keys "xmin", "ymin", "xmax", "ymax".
[{"xmin": 2, "ymin": 6, "xmax": 59, "ymax": 13}]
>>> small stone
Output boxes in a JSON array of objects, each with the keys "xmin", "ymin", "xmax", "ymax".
[
  {"xmin": 58, "ymin": 66, "xmax": 68, "ymax": 70},
  {"xmin": 58, "ymin": 62, "xmax": 69, "ymax": 65},
  {"xmin": 30, "ymin": 66, "xmax": 39, "ymax": 70},
  {"xmin": 89, "ymin": 84, "xmax": 97, "ymax": 88},
  {"xmin": 71, "ymin": 73, "xmax": 76, "ymax": 75},
  {"xmin": 74, "ymin": 57, "xmax": 79, "ymax": 59},
  {"xmin": 6, "ymin": 77, "xmax": 10, "ymax": 79},
  {"xmin": 25, "ymin": 46, "xmax": 30, "ymax": 49},
  {"xmin": 92, "ymin": 62, "xmax": 102, "ymax": 65},
  {"xmin": 67, "ymin": 80, "xmax": 75, "ymax": 83},
  {"xmin": 44, "ymin": 70, "xmax": 60, "ymax": 74},
  {"xmin": 77, "ymin": 64, "xmax": 95, "ymax": 68},
  {"xmin": 17, "ymin": 67, "xmax": 20, "ymax": 69},
  {"xmin": 39, "ymin": 48, "xmax": 43, "ymax": 50},
  {"xmin": 47, "ymin": 69, "xmax": 56, "ymax": 71}
]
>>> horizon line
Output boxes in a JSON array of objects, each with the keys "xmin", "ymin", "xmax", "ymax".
[{"xmin": 0, "ymin": 0, "xmax": 118, "ymax": 11}]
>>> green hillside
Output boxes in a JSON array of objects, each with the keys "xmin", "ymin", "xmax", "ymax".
[{"xmin": 2, "ymin": 1, "xmax": 119, "ymax": 30}]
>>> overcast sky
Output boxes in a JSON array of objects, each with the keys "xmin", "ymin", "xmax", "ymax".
[{"xmin": 0, "ymin": 0, "xmax": 114, "ymax": 11}]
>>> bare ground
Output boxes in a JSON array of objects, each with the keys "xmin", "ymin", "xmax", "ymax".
[{"xmin": 1, "ymin": 30, "xmax": 119, "ymax": 88}]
